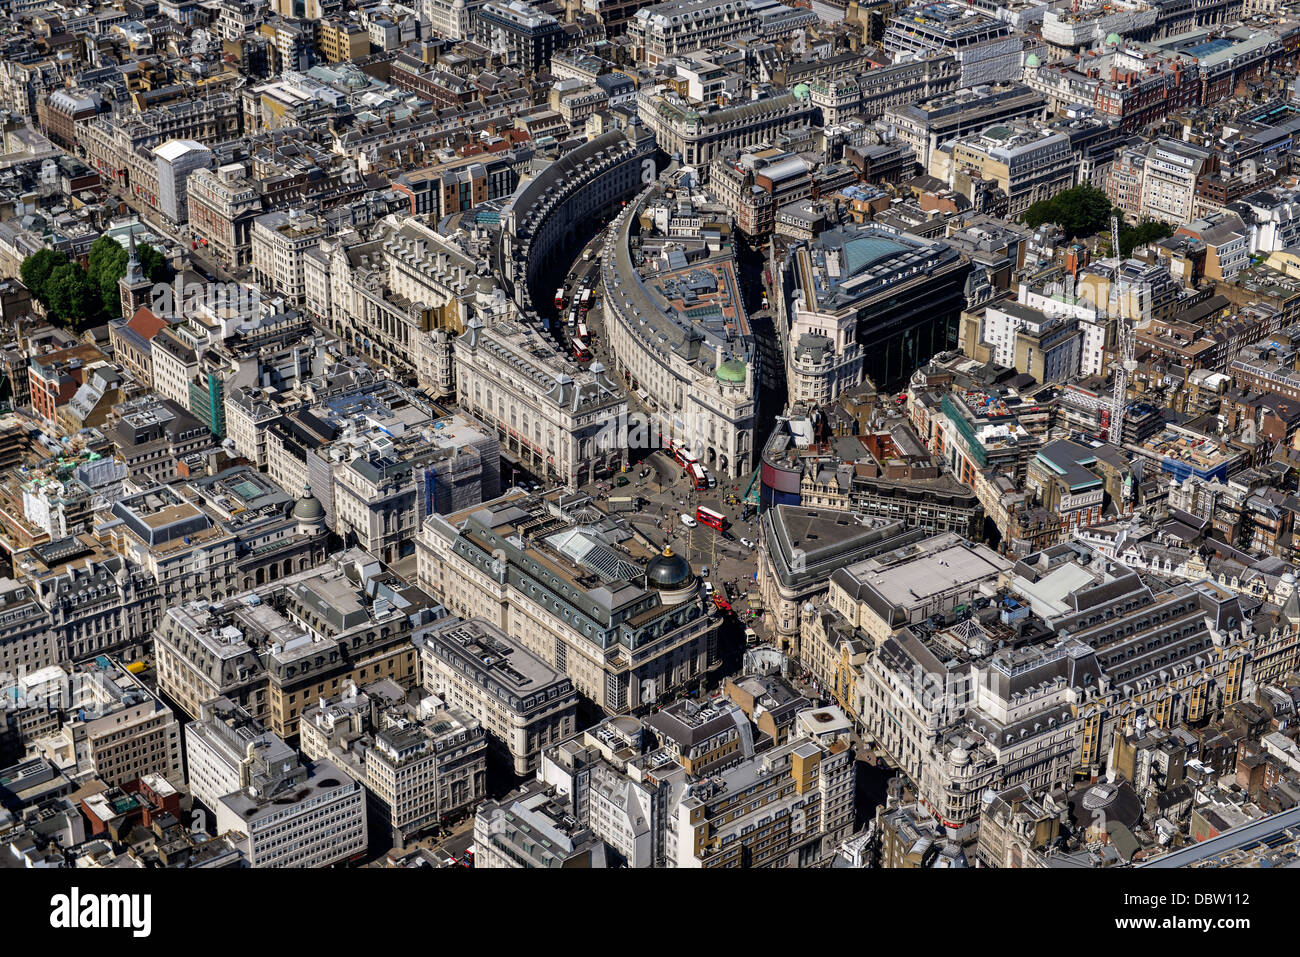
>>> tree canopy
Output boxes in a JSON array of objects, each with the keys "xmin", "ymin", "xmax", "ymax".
[
  {"xmin": 88, "ymin": 235, "xmax": 129, "ymax": 313},
  {"xmin": 135, "ymin": 242, "xmax": 166, "ymax": 282},
  {"xmin": 19, "ymin": 248, "xmax": 69, "ymax": 303},
  {"xmin": 21, "ymin": 234, "xmax": 169, "ymax": 328},
  {"xmin": 1020, "ymin": 185, "xmax": 1114, "ymax": 240},
  {"xmin": 45, "ymin": 262, "xmax": 98, "ymax": 325},
  {"xmin": 1117, "ymin": 220, "xmax": 1174, "ymax": 257}
]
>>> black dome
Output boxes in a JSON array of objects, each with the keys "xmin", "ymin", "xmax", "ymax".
[{"xmin": 646, "ymin": 546, "xmax": 693, "ymax": 589}]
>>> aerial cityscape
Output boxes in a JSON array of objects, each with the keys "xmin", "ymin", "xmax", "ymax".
[{"xmin": 0, "ymin": 0, "xmax": 1299, "ymax": 886}]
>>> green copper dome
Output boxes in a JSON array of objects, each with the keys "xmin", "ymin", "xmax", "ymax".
[
  {"xmin": 1025, "ymin": 53, "xmax": 1040, "ymax": 68},
  {"xmin": 1105, "ymin": 32, "xmax": 1122, "ymax": 45},
  {"xmin": 792, "ymin": 83, "xmax": 811, "ymax": 102},
  {"xmin": 716, "ymin": 359, "xmax": 746, "ymax": 383},
  {"xmin": 293, "ymin": 486, "xmax": 325, "ymax": 523}
]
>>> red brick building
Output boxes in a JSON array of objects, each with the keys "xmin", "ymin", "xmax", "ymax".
[{"xmin": 28, "ymin": 343, "xmax": 109, "ymax": 426}]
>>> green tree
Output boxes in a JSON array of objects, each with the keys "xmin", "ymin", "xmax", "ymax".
[
  {"xmin": 86, "ymin": 235, "xmax": 168, "ymax": 318},
  {"xmin": 19, "ymin": 248, "xmax": 69, "ymax": 303},
  {"xmin": 87, "ymin": 235, "xmax": 128, "ymax": 315},
  {"xmin": 1021, "ymin": 185, "xmax": 1114, "ymax": 240},
  {"xmin": 136, "ymin": 242, "xmax": 166, "ymax": 282},
  {"xmin": 1119, "ymin": 220, "xmax": 1174, "ymax": 257},
  {"xmin": 19, "ymin": 235, "xmax": 167, "ymax": 325},
  {"xmin": 45, "ymin": 262, "xmax": 97, "ymax": 327}
]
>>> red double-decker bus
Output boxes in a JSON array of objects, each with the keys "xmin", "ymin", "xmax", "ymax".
[
  {"xmin": 572, "ymin": 338, "xmax": 590, "ymax": 361},
  {"xmin": 688, "ymin": 463, "xmax": 707, "ymax": 490},
  {"xmin": 696, "ymin": 506, "xmax": 726, "ymax": 530},
  {"xmin": 579, "ymin": 289, "xmax": 592, "ymax": 312},
  {"xmin": 554, "ymin": 288, "xmax": 566, "ymax": 310}
]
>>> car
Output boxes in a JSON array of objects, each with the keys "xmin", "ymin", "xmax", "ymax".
[
  {"xmin": 703, "ymin": 581, "xmax": 714, "ymax": 597},
  {"xmin": 740, "ymin": 537, "xmax": 754, "ymax": 548},
  {"xmin": 529, "ymin": 481, "xmax": 541, "ymax": 492},
  {"xmin": 701, "ymin": 565, "xmax": 709, "ymax": 577},
  {"xmin": 639, "ymin": 468, "xmax": 651, "ymax": 479},
  {"xmin": 616, "ymin": 476, "xmax": 629, "ymax": 486},
  {"xmin": 680, "ymin": 514, "xmax": 697, "ymax": 528}
]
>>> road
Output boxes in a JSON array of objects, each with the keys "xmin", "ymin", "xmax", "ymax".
[
  {"xmin": 550, "ymin": 230, "xmax": 768, "ymax": 639},
  {"xmin": 94, "ymin": 165, "xmax": 241, "ymax": 283}
]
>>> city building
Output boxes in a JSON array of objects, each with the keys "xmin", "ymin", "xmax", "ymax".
[
  {"xmin": 600, "ymin": 185, "xmax": 757, "ymax": 477},
  {"xmin": 777, "ymin": 224, "xmax": 970, "ymax": 392},
  {"xmin": 154, "ymin": 549, "xmax": 429, "ymax": 739},
  {"xmin": 416, "ymin": 616, "xmax": 578, "ymax": 777},
  {"xmin": 153, "ymin": 139, "xmax": 212, "ymax": 225},
  {"xmin": 299, "ymin": 679, "xmax": 488, "ymax": 840},
  {"xmin": 184, "ymin": 696, "xmax": 301, "ymax": 815},
  {"xmin": 474, "ymin": 780, "xmax": 610, "ymax": 867},
  {"xmin": 933, "ymin": 122, "xmax": 1075, "ymax": 218},
  {"xmin": 27, "ymin": 657, "xmax": 182, "ymax": 789},
  {"xmin": 418, "ymin": 491, "xmax": 722, "ymax": 714},
  {"xmin": 214, "ymin": 753, "xmax": 366, "ymax": 867},
  {"xmin": 757, "ymin": 507, "xmax": 922, "ymax": 652},
  {"xmin": 476, "ymin": 1, "xmax": 566, "ymax": 73}
]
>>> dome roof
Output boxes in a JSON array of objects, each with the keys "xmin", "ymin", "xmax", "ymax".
[
  {"xmin": 342, "ymin": 69, "xmax": 368, "ymax": 90},
  {"xmin": 1025, "ymin": 52, "xmax": 1040, "ymax": 67},
  {"xmin": 792, "ymin": 83, "xmax": 811, "ymax": 102},
  {"xmin": 1105, "ymin": 32, "xmax": 1121, "ymax": 45},
  {"xmin": 293, "ymin": 487, "xmax": 325, "ymax": 523},
  {"xmin": 646, "ymin": 545, "xmax": 693, "ymax": 589},
  {"xmin": 841, "ymin": 235, "xmax": 912, "ymax": 278},
  {"xmin": 716, "ymin": 358, "xmax": 746, "ymax": 384}
]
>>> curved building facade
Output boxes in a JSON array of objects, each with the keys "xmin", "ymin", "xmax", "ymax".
[
  {"xmin": 600, "ymin": 185, "xmax": 758, "ymax": 478},
  {"xmin": 500, "ymin": 123, "xmax": 659, "ymax": 320}
]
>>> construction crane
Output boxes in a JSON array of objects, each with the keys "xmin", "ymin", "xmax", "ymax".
[{"xmin": 1108, "ymin": 214, "xmax": 1135, "ymax": 446}]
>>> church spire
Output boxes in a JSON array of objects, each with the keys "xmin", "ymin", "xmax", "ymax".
[{"xmin": 125, "ymin": 231, "xmax": 143, "ymax": 285}]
